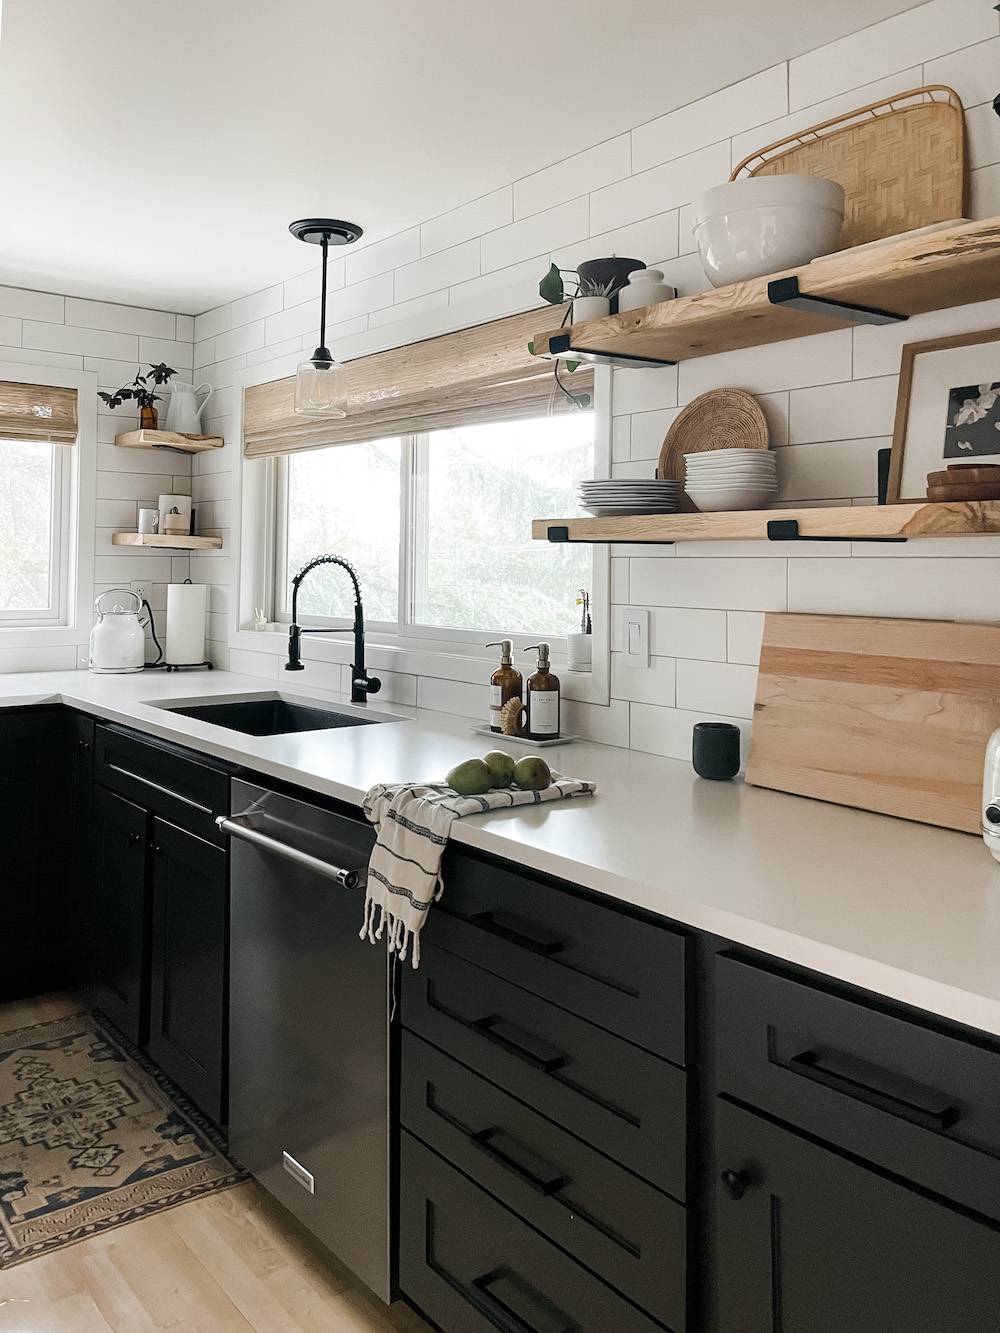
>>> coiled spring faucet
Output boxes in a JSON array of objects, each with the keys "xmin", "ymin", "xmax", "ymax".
[{"xmin": 285, "ymin": 554, "xmax": 381, "ymax": 703}]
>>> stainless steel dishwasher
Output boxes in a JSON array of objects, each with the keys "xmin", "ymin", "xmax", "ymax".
[{"xmin": 221, "ymin": 779, "xmax": 391, "ymax": 1300}]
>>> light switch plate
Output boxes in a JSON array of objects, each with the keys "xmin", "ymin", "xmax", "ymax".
[{"xmin": 623, "ymin": 609, "xmax": 650, "ymax": 667}]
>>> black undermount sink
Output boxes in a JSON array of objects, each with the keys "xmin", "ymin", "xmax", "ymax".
[{"xmin": 164, "ymin": 697, "xmax": 384, "ymax": 737}]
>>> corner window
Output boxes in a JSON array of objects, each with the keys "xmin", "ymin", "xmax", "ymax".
[
  {"xmin": 273, "ymin": 412, "xmax": 593, "ymax": 643},
  {"xmin": 0, "ymin": 438, "xmax": 71, "ymax": 625}
]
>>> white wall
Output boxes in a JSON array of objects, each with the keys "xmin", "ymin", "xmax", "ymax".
[
  {"xmin": 0, "ymin": 293, "xmax": 194, "ymax": 670},
  {"xmin": 191, "ymin": 0, "xmax": 1000, "ymax": 752}
]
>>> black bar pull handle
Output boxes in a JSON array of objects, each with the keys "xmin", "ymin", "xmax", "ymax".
[
  {"xmin": 470, "ymin": 1127, "xmax": 568, "ymax": 1197},
  {"xmin": 472, "ymin": 1014, "xmax": 568, "ymax": 1074},
  {"xmin": 787, "ymin": 1049, "xmax": 961, "ymax": 1132},
  {"xmin": 471, "ymin": 1269, "xmax": 576, "ymax": 1333},
  {"xmin": 470, "ymin": 909, "xmax": 565, "ymax": 957}
]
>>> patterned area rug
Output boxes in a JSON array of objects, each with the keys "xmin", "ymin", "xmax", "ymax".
[{"xmin": 0, "ymin": 1009, "xmax": 247, "ymax": 1267}]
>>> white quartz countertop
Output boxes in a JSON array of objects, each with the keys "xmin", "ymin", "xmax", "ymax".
[{"xmin": 5, "ymin": 668, "xmax": 1000, "ymax": 1038}]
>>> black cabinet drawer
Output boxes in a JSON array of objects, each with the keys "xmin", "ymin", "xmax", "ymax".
[
  {"xmin": 400, "ymin": 1131, "xmax": 667, "ymax": 1333},
  {"xmin": 429, "ymin": 847, "xmax": 687, "ymax": 1064},
  {"xmin": 95, "ymin": 723, "xmax": 229, "ymax": 843},
  {"xmin": 716, "ymin": 953, "xmax": 1000, "ymax": 1224},
  {"xmin": 714, "ymin": 1097, "xmax": 1000, "ymax": 1333},
  {"xmin": 403, "ymin": 944, "xmax": 688, "ymax": 1199},
  {"xmin": 401, "ymin": 1030, "xmax": 687, "ymax": 1330}
]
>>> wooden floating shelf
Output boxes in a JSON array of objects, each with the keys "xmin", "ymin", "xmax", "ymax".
[
  {"xmin": 112, "ymin": 533, "xmax": 223, "ymax": 550},
  {"xmin": 530, "ymin": 216, "xmax": 1000, "ymax": 368},
  {"xmin": 532, "ymin": 502, "xmax": 1000, "ymax": 545},
  {"xmin": 115, "ymin": 429, "xmax": 223, "ymax": 453}
]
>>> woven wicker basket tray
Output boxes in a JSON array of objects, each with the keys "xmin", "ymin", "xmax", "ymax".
[{"xmin": 731, "ymin": 85, "xmax": 966, "ymax": 252}]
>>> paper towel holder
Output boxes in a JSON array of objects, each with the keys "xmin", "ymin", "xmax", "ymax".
[{"xmin": 162, "ymin": 578, "xmax": 214, "ymax": 671}]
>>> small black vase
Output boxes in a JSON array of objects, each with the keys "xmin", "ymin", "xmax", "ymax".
[{"xmin": 692, "ymin": 722, "xmax": 741, "ymax": 780}]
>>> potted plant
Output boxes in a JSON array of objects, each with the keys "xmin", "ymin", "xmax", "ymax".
[
  {"xmin": 567, "ymin": 588, "xmax": 592, "ymax": 671},
  {"xmin": 539, "ymin": 257, "xmax": 645, "ymax": 315},
  {"xmin": 98, "ymin": 362, "xmax": 177, "ymax": 429}
]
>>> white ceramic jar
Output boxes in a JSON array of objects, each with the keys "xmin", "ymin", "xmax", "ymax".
[
  {"xmin": 617, "ymin": 268, "xmax": 676, "ymax": 312},
  {"xmin": 572, "ymin": 294, "xmax": 611, "ymax": 322}
]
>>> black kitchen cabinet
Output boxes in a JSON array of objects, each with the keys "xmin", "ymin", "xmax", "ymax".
[
  {"xmin": 714, "ymin": 1096, "xmax": 1000, "ymax": 1333},
  {"xmin": 0, "ymin": 708, "xmax": 74, "ymax": 1001},
  {"xmin": 89, "ymin": 784, "xmax": 148, "ymax": 1044},
  {"xmin": 148, "ymin": 817, "xmax": 227, "ymax": 1123}
]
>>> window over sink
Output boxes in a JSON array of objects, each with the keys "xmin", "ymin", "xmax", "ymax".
[{"xmin": 271, "ymin": 411, "xmax": 594, "ymax": 645}]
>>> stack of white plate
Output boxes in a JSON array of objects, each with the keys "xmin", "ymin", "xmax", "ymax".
[
  {"xmin": 579, "ymin": 478, "xmax": 680, "ymax": 516},
  {"xmin": 684, "ymin": 449, "xmax": 778, "ymax": 512}
]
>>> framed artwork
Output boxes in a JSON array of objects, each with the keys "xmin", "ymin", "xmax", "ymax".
[{"xmin": 888, "ymin": 328, "xmax": 1000, "ymax": 502}]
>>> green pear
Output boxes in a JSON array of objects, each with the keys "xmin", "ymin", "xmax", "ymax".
[
  {"xmin": 513, "ymin": 756, "xmax": 552, "ymax": 791},
  {"xmin": 446, "ymin": 758, "xmax": 491, "ymax": 796},
  {"xmin": 484, "ymin": 750, "xmax": 516, "ymax": 788}
]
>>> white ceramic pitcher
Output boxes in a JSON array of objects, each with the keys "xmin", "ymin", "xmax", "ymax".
[{"xmin": 164, "ymin": 380, "xmax": 213, "ymax": 434}]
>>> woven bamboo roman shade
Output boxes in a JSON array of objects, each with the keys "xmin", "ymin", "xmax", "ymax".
[
  {"xmin": 243, "ymin": 305, "xmax": 592, "ymax": 458},
  {"xmin": 0, "ymin": 381, "xmax": 78, "ymax": 444}
]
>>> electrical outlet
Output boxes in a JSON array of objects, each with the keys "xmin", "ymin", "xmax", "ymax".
[
  {"xmin": 623, "ymin": 609, "xmax": 650, "ymax": 667},
  {"xmin": 129, "ymin": 580, "xmax": 149, "ymax": 605}
]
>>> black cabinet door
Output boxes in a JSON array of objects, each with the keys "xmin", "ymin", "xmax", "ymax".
[
  {"xmin": 147, "ymin": 817, "xmax": 227, "ymax": 1123},
  {"xmin": 714, "ymin": 1098, "xmax": 1000, "ymax": 1333},
  {"xmin": 90, "ymin": 785, "xmax": 148, "ymax": 1043},
  {"xmin": 66, "ymin": 713, "xmax": 95, "ymax": 986},
  {"xmin": 0, "ymin": 708, "xmax": 73, "ymax": 1000}
]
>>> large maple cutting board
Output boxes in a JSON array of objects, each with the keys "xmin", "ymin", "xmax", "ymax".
[{"xmin": 746, "ymin": 613, "xmax": 1000, "ymax": 833}]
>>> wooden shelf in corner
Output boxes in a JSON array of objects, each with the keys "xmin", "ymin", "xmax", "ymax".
[
  {"xmin": 529, "ymin": 216, "xmax": 1000, "ymax": 368},
  {"xmin": 112, "ymin": 533, "xmax": 223, "ymax": 550},
  {"xmin": 115, "ymin": 429, "xmax": 223, "ymax": 453},
  {"xmin": 532, "ymin": 502, "xmax": 1000, "ymax": 545}
]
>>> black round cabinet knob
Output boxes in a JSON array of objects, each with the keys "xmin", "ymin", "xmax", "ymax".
[{"xmin": 721, "ymin": 1169, "xmax": 750, "ymax": 1200}]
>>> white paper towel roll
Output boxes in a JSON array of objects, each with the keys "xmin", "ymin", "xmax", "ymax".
[{"xmin": 165, "ymin": 582, "xmax": 207, "ymax": 665}]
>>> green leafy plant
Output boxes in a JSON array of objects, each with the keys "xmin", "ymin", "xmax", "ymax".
[{"xmin": 98, "ymin": 362, "xmax": 177, "ymax": 411}]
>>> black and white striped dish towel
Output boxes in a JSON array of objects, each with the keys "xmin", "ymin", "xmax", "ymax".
[{"xmin": 360, "ymin": 774, "xmax": 596, "ymax": 967}]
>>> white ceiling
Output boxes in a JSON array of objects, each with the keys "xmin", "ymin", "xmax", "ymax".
[{"xmin": 1, "ymin": 0, "xmax": 926, "ymax": 314}]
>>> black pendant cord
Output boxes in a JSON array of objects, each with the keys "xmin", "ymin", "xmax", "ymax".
[{"xmin": 318, "ymin": 233, "xmax": 329, "ymax": 357}]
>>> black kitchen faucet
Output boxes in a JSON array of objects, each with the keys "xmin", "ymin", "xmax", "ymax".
[{"xmin": 285, "ymin": 554, "xmax": 381, "ymax": 703}]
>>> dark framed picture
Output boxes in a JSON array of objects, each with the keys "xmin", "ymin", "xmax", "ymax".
[{"xmin": 888, "ymin": 328, "xmax": 1000, "ymax": 501}]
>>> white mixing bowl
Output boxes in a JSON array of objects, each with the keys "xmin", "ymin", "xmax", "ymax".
[{"xmin": 692, "ymin": 175, "xmax": 845, "ymax": 287}]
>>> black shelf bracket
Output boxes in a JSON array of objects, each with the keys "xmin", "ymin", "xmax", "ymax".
[
  {"xmin": 543, "ymin": 332, "xmax": 676, "ymax": 369},
  {"xmin": 766, "ymin": 519, "xmax": 905, "ymax": 544},
  {"xmin": 545, "ymin": 524, "xmax": 673, "ymax": 545},
  {"xmin": 767, "ymin": 275, "xmax": 907, "ymax": 327}
]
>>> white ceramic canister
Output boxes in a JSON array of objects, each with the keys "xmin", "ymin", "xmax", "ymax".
[{"xmin": 617, "ymin": 268, "xmax": 677, "ymax": 312}]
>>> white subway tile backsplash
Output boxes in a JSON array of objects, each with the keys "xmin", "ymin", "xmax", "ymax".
[
  {"xmin": 589, "ymin": 142, "xmax": 730, "ymax": 235},
  {"xmin": 553, "ymin": 211, "xmax": 679, "ymax": 275},
  {"xmin": 679, "ymin": 329, "xmax": 853, "ymax": 401},
  {"xmin": 212, "ymin": 319, "xmax": 265, "ymax": 362},
  {"xmin": 676, "ymin": 657, "xmax": 757, "ymax": 717},
  {"xmin": 611, "ymin": 556, "xmax": 629, "ymax": 602},
  {"xmin": 787, "ymin": 557, "xmax": 1000, "ymax": 620},
  {"xmin": 633, "ymin": 65, "xmax": 787, "ymax": 173},
  {"xmin": 788, "ymin": 376, "xmax": 897, "ymax": 444},
  {"xmin": 346, "ymin": 228, "xmax": 420, "ymax": 285},
  {"xmin": 176, "ymin": 315, "xmax": 194, "ymax": 341},
  {"xmin": 229, "ymin": 285, "xmax": 283, "ymax": 329},
  {"xmin": 629, "ymin": 701, "xmax": 751, "ymax": 764},
  {"xmin": 612, "ymin": 416, "xmax": 631, "ymax": 464},
  {"xmin": 416, "ymin": 675, "xmax": 489, "ymax": 719},
  {"xmin": 0, "ymin": 343, "xmax": 80, "ymax": 370},
  {"xmin": 777, "ymin": 437, "xmax": 889, "ymax": 503},
  {"xmin": 65, "ymin": 299, "xmax": 174, "ymax": 339},
  {"xmin": 282, "ymin": 260, "xmax": 335, "ymax": 311},
  {"xmin": 612, "ymin": 605, "xmax": 727, "ymax": 659},
  {"xmin": 563, "ymin": 698, "xmax": 630, "ymax": 747},
  {"xmin": 629, "ymin": 405, "xmax": 683, "ymax": 461},
  {"xmin": 727, "ymin": 611, "xmax": 765, "ymax": 665},
  {"xmin": 515, "ymin": 137, "xmax": 629, "ymax": 220},
  {"xmin": 482, "ymin": 198, "xmax": 589, "ymax": 274},
  {"xmin": 420, "ymin": 189, "xmax": 512, "ymax": 257},
  {"xmin": 0, "ymin": 286, "xmax": 63, "ymax": 322},
  {"xmin": 370, "ymin": 289, "xmax": 450, "ymax": 329},
  {"xmin": 24, "ymin": 321, "xmax": 136, "ymax": 361},
  {"xmin": 630, "ymin": 556, "xmax": 787, "ymax": 611},
  {"xmin": 971, "ymin": 162, "xmax": 1000, "ymax": 218},
  {"xmin": 966, "ymin": 100, "xmax": 1000, "ymax": 170},
  {"xmin": 789, "ymin": 0, "xmax": 995, "ymax": 110},
  {"xmin": 925, "ymin": 36, "xmax": 1000, "ymax": 107},
  {"xmin": 395, "ymin": 240, "xmax": 480, "ymax": 302},
  {"xmin": 139, "ymin": 335, "xmax": 194, "ymax": 369},
  {"xmin": 0, "ymin": 317, "xmax": 21, "ymax": 347},
  {"xmin": 612, "ymin": 365, "xmax": 678, "ymax": 417}
]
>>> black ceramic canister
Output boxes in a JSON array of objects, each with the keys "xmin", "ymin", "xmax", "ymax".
[{"xmin": 692, "ymin": 721, "xmax": 741, "ymax": 780}]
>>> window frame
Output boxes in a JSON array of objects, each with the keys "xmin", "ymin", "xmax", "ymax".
[
  {"xmin": 269, "ymin": 418, "xmax": 596, "ymax": 650},
  {"xmin": 233, "ymin": 355, "xmax": 611, "ymax": 708},
  {"xmin": 0, "ymin": 362, "xmax": 96, "ymax": 650},
  {"xmin": 0, "ymin": 437, "xmax": 72, "ymax": 626}
]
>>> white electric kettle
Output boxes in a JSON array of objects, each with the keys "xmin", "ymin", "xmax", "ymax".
[
  {"xmin": 164, "ymin": 380, "xmax": 213, "ymax": 434},
  {"xmin": 89, "ymin": 589, "xmax": 147, "ymax": 674}
]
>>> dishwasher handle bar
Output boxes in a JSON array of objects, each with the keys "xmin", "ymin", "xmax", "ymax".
[{"xmin": 217, "ymin": 813, "xmax": 367, "ymax": 890}]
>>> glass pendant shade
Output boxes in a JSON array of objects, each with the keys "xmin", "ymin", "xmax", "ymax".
[{"xmin": 293, "ymin": 350, "xmax": 348, "ymax": 418}]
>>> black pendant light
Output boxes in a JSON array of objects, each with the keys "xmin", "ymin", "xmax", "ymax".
[{"xmin": 289, "ymin": 218, "xmax": 363, "ymax": 417}]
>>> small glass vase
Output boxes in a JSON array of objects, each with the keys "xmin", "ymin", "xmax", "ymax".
[{"xmin": 140, "ymin": 404, "xmax": 158, "ymax": 430}]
